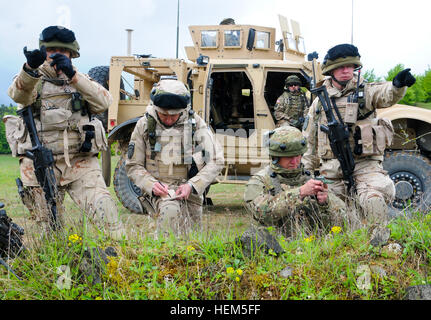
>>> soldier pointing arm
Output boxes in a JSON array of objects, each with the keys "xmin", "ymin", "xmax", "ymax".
[
  {"xmin": 302, "ymin": 43, "xmax": 415, "ymax": 229},
  {"xmin": 6, "ymin": 26, "xmax": 125, "ymax": 240}
]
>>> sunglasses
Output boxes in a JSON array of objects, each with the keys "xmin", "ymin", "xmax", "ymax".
[{"xmin": 39, "ymin": 26, "xmax": 76, "ymax": 43}]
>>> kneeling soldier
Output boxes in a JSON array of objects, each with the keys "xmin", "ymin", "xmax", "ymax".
[
  {"xmin": 126, "ymin": 80, "xmax": 224, "ymax": 237},
  {"xmin": 244, "ymin": 126, "xmax": 346, "ymax": 237}
]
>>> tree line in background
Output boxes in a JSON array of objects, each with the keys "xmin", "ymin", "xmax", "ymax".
[
  {"xmin": 0, "ymin": 104, "xmax": 16, "ymax": 154},
  {"xmin": 0, "ymin": 64, "xmax": 430, "ymax": 154},
  {"xmin": 364, "ymin": 64, "xmax": 431, "ymax": 106}
]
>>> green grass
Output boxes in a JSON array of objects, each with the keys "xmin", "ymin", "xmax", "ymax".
[
  {"xmin": 416, "ymin": 102, "xmax": 431, "ymax": 110},
  {"xmin": 0, "ymin": 154, "xmax": 430, "ymax": 300}
]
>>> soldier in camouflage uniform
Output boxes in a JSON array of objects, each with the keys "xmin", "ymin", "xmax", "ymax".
[
  {"xmin": 302, "ymin": 43, "xmax": 416, "ymax": 229},
  {"xmin": 5, "ymin": 26, "xmax": 125, "ymax": 240},
  {"xmin": 274, "ymin": 75, "xmax": 309, "ymax": 129},
  {"xmin": 244, "ymin": 126, "xmax": 346, "ymax": 237},
  {"xmin": 125, "ymin": 80, "xmax": 224, "ymax": 237}
]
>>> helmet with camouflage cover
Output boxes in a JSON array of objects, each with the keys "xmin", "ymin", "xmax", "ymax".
[
  {"xmin": 39, "ymin": 26, "xmax": 80, "ymax": 58},
  {"xmin": 268, "ymin": 126, "xmax": 307, "ymax": 157},
  {"xmin": 150, "ymin": 79, "xmax": 191, "ymax": 115},
  {"xmin": 284, "ymin": 75, "xmax": 302, "ymax": 89},
  {"xmin": 321, "ymin": 43, "xmax": 362, "ymax": 76}
]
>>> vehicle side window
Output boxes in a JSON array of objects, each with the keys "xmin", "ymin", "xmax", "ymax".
[
  {"xmin": 201, "ymin": 31, "xmax": 218, "ymax": 48},
  {"xmin": 224, "ymin": 30, "xmax": 240, "ymax": 47},
  {"xmin": 256, "ymin": 31, "xmax": 270, "ymax": 49}
]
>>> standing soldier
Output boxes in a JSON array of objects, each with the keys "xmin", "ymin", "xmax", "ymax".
[
  {"xmin": 274, "ymin": 75, "xmax": 309, "ymax": 129},
  {"xmin": 6, "ymin": 26, "xmax": 125, "ymax": 240},
  {"xmin": 244, "ymin": 126, "xmax": 346, "ymax": 238},
  {"xmin": 302, "ymin": 43, "xmax": 416, "ymax": 229},
  {"xmin": 125, "ymin": 79, "xmax": 224, "ymax": 237}
]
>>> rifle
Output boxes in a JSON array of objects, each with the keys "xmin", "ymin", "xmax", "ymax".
[
  {"xmin": 300, "ymin": 51, "xmax": 319, "ymax": 107},
  {"xmin": 17, "ymin": 105, "xmax": 59, "ymax": 229},
  {"xmin": 310, "ymin": 86, "xmax": 356, "ymax": 193}
]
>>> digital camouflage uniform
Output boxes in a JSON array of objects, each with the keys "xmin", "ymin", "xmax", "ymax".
[
  {"xmin": 5, "ymin": 26, "xmax": 125, "ymax": 239},
  {"xmin": 244, "ymin": 126, "xmax": 346, "ymax": 237},
  {"xmin": 274, "ymin": 75, "xmax": 308, "ymax": 129},
  {"xmin": 302, "ymin": 44, "xmax": 412, "ymax": 229},
  {"xmin": 125, "ymin": 80, "xmax": 224, "ymax": 237}
]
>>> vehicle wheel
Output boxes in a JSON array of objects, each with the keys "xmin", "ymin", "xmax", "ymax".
[
  {"xmin": 88, "ymin": 66, "xmax": 125, "ymax": 131},
  {"xmin": 383, "ymin": 151, "xmax": 431, "ymax": 211},
  {"xmin": 113, "ymin": 155, "xmax": 145, "ymax": 214}
]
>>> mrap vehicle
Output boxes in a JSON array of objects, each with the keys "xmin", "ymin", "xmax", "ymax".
[{"xmin": 89, "ymin": 16, "xmax": 431, "ymax": 214}]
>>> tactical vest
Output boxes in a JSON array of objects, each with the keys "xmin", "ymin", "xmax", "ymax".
[
  {"xmin": 39, "ymin": 77, "xmax": 106, "ymax": 155},
  {"xmin": 282, "ymin": 92, "xmax": 307, "ymax": 117},
  {"xmin": 144, "ymin": 110, "xmax": 198, "ymax": 184},
  {"xmin": 258, "ymin": 167, "xmax": 307, "ymax": 196},
  {"xmin": 314, "ymin": 86, "xmax": 394, "ymax": 160}
]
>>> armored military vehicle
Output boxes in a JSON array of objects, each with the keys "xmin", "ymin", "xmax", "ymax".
[{"xmin": 89, "ymin": 16, "xmax": 431, "ymax": 214}]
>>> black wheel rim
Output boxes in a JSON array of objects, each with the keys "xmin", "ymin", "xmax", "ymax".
[{"xmin": 390, "ymin": 171, "xmax": 424, "ymax": 209}]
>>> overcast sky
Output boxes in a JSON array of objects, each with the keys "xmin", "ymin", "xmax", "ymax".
[{"xmin": 0, "ymin": 0, "xmax": 429, "ymax": 105}]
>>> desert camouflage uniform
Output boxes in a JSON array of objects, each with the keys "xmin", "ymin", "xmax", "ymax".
[
  {"xmin": 244, "ymin": 126, "xmax": 346, "ymax": 237},
  {"xmin": 6, "ymin": 61, "xmax": 125, "ymax": 239},
  {"xmin": 274, "ymin": 91, "xmax": 308, "ymax": 129},
  {"xmin": 125, "ymin": 81, "xmax": 224, "ymax": 237},
  {"xmin": 302, "ymin": 75, "xmax": 406, "ymax": 228}
]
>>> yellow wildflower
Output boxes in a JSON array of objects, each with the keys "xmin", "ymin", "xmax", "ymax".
[
  {"xmin": 331, "ymin": 226, "xmax": 342, "ymax": 234},
  {"xmin": 68, "ymin": 234, "xmax": 82, "ymax": 244},
  {"xmin": 236, "ymin": 269, "xmax": 243, "ymax": 276},
  {"xmin": 304, "ymin": 235, "xmax": 315, "ymax": 243},
  {"xmin": 186, "ymin": 245, "xmax": 196, "ymax": 252},
  {"xmin": 226, "ymin": 267, "xmax": 234, "ymax": 274},
  {"xmin": 235, "ymin": 277, "xmax": 240, "ymax": 282}
]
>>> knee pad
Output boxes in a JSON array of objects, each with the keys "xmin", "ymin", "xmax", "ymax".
[
  {"xmin": 363, "ymin": 196, "xmax": 388, "ymax": 225},
  {"xmin": 159, "ymin": 201, "xmax": 181, "ymax": 220},
  {"xmin": 93, "ymin": 196, "xmax": 124, "ymax": 237}
]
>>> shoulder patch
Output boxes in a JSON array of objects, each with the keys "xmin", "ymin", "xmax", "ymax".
[{"xmin": 127, "ymin": 142, "xmax": 135, "ymax": 159}]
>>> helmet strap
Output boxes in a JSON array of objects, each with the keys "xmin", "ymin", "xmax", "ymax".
[{"xmin": 331, "ymin": 75, "xmax": 350, "ymax": 88}]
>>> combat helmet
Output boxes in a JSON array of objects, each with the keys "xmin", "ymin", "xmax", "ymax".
[
  {"xmin": 39, "ymin": 26, "xmax": 80, "ymax": 58},
  {"xmin": 321, "ymin": 43, "xmax": 362, "ymax": 76},
  {"xmin": 150, "ymin": 79, "xmax": 191, "ymax": 115},
  {"xmin": 284, "ymin": 75, "xmax": 302, "ymax": 89},
  {"xmin": 268, "ymin": 126, "xmax": 307, "ymax": 157}
]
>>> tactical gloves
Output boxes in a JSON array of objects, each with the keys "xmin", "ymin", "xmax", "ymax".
[
  {"xmin": 50, "ymin": 53, "xmax": 76, "ymax": 79},
  {"xmin": 393, "ymin": 68, "xmax": 416, "ymax": 88},
  {"xmin": 23, "ymin": 45, "xmax": 47, "ymax": 69}
]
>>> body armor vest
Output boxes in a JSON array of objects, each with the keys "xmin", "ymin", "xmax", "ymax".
[
  {"xmin": 144, "ymin": 111, "xmax": 198, "ymax": 185},
  {"xmin": 315, "ymin": 86, "xmax": 394, "ymax": 160}
]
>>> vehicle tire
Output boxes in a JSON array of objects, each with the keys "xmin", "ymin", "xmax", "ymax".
[
  {"xmin": 113, "ymin": 155, "xmax": 145, "ymax": 214},
  {"xmin": 88, "ymin": 66, "xmax": 125, "ymax": 131},
  {"xmin": 383, "ymin": 151, "xmax": 431, "ymax": 212}
]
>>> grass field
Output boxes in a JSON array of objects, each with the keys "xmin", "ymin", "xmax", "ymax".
[{"xmin": 0, "ymin": 154, "xmax": 430, "ymax": 300}]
